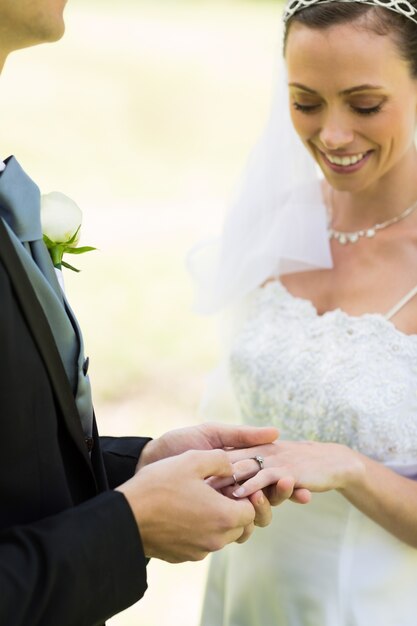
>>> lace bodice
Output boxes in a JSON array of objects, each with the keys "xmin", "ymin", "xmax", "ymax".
[{"xmin": 230, "ymin": 281, "xmax": 417, "ymax": 465}]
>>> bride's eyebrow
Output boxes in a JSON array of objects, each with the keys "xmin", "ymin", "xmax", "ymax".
[
  {"xmin": 288, "ymin": 83, "xmax": 318, "ymax": 93},
  {"xmin": 343, "ymin": 84, "xmax": 384, "ymax": 94},
  {"xmin": 288, "ymin": 83, "xmax": 384, "ymax": 94}
]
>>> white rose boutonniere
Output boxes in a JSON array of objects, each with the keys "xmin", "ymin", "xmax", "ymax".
[{"xmin": 41, "ymin": 191, "xmax": 96, "ymax": 272}]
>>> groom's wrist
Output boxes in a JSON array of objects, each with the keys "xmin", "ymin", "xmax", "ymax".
[{"xmin": 135, "ymin": 438, "xmax": 166, "ymax": 472}]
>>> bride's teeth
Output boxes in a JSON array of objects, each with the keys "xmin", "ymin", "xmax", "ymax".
[
  {"xmin": 349, "ymin": 153, "xmax": 364, "ymax": 165},
  {"xmin": 326, "ymin": 152, "xmax": 365, "ymax": 166}
]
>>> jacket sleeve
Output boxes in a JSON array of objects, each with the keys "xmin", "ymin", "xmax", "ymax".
[
  {"xmin": 100, "ymin": 436, "xmax": 152, "ymax": 488},
  {"xmin": 0, "ymin": 490, "xmax": 148, "ymax": 626}
]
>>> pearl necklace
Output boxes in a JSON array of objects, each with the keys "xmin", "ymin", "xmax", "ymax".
[{"xmin": 328, "ymin": 198, "xmax": 417, "ymax": 245}]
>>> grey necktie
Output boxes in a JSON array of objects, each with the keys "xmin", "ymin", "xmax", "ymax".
[{"xmin": 0, "ymin": 156, "xmax": 93, "ymax": 440}]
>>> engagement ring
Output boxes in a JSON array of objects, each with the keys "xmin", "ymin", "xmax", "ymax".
[{"xmin": 252, "ymin": 455, "xmax": 265, "ymax": 471}]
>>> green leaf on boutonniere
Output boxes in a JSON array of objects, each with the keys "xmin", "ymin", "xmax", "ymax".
[
  {"xmin": 61, "ymin": 260, "xmax": 81, "ymax": 273},
  {"xmin": 65, "ymin": 246, "xmax": 97, "ymax": 255},
  {"xmin": 43, "ymin": 231, "xmax": 96, "ymax": 272}
]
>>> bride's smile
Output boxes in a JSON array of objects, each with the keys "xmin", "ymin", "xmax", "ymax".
[{"xmin": 319, "ymin": 149, "xmax": 373, "ymax": 173}]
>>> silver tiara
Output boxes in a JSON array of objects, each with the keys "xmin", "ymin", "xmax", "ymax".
[{"xmin": 283, "ymin": 0, "xmax": 417, "ymax": 25}]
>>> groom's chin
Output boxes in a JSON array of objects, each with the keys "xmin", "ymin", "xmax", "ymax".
[
  {"xmin": 10, "ymin": 24, "xmax": 65, "ymax": 54},
  {"xmin": 42, "ymin": 20, "xmax": 66, "ymax": 43},
  {"xmin": 33, "ymin": 10, "xmax": 67, "ymax": 45},
  {"xmin": 12, "ymin": 0, "xmax": 68, "ymax": 50},
  {"xmin": 18, "ymin": 18, "xmax": 66, "ymax": 53},
  {"xmin": 35, "ymin": 0, "xmax": 68, "ymax": 41}
]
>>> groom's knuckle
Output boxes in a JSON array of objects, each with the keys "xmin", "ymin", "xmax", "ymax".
[
  {"xmin": 207, "ymin": 534, "xmax": 226, "ymax": 552},
  {"xmin": 189, "ymin": 548, "xmax": 208, "ymax": 562},
  {"xmin": 196, "ymin": 549, "xmax": 210, "ymax": 562},
  {"xmin": 218, "ymin": 509, "xmax": 236, "ymax": 531}
]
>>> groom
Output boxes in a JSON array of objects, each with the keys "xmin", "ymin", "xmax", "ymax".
[{"xmin": 0, "ymin": 2, "xmax": 300, "ymax": 625}]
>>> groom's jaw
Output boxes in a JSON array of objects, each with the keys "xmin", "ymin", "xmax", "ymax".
[{"xmin": 0, "ymin": 0, "xmax": 67, "ymax": 60}]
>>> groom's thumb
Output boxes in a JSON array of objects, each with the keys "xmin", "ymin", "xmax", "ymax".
[{"xmin": 187, "ymin": 449, "xmax": 233, "ymax": 480}]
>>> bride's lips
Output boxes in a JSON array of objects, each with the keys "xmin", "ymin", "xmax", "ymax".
[{"xmin": 318, "ymin": 149, "xmax": 373, "ymax": 174}]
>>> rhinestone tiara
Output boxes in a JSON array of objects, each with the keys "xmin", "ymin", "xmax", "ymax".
[{"xmin": 283, "ymin": 0, "xmax": 417, "ymax": 25}]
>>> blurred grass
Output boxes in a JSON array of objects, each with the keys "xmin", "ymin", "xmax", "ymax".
[{"xmin": 0, "ymin": 1, "xmax": 283, "ymax": 623}]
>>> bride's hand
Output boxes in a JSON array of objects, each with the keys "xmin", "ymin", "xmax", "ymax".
[
  {"xmin": 136, "ymin": 423, "xmax": 279, "ymax": 470},
  {"xmin": 210, "ymin": 440, "xmax": 365, "ymax": 498}
]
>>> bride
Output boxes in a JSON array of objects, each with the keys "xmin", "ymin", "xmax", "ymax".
[{"xmin": 193, "ymin": 0, "xmax": 417, "ymax": 624}]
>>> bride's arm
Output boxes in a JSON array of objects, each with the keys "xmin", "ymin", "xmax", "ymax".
[{"xmin": 223, "ymin": 440, "xmax": 417, "ymax": 548}]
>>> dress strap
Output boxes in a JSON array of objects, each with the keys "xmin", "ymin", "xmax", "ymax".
[{"xmin": 385, "ymin": 284, "xmax": 417, "ymax": 320}]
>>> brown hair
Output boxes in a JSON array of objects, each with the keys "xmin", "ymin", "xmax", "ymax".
[{"xmin": 283, "ymin": 3, "xmax": 417, "ymax": 78}]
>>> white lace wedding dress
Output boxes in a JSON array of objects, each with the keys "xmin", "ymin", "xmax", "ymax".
[{"xmin": 200, "ymin": 280, "xmax": 417, "ymax": 626}]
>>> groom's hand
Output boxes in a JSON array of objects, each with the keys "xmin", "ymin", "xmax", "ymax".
[
  {"xmin": 136, "ymin": 423, "xmax": 279, "ymax": 470},
  {"xmin": 117, "ymin": 449, "xmax": 256, "ymax": 563},
  {"xmin": 135, "ymin": 423, "xmax": 280, "ymax": 530}
]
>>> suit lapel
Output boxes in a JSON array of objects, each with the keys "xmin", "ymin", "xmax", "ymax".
[{"xmin": 0, "ymin": 217, "xmax": 96, "ymax": 486}]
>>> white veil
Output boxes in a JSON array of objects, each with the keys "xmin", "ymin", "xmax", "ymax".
[
  {"xmin": 188, "ymin": 50, "xmax": 333, "ymax": 316},
  {"xmin": 187, "ymin": 28, "xmax": 336, "ymax": 421}
]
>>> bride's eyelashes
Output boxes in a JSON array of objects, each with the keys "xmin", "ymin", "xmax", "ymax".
[
  {"xmin": 292, "ymin": 101, "xmax": 384, "ymax": 116},
  {"xmin": 292, "ymin": 102, "xmax": 320, "ymax": 114},
  {"xmin": 353, "ymin": 104, "xmax": 383, "ymax": 116}
]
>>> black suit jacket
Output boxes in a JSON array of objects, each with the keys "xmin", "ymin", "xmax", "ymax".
[{"xmin": 0, "ymin": 217, "xmax": 151, "ymax": 625}]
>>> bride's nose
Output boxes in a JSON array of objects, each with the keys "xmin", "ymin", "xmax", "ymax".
[{"xmin": 319, "ymin": 110, "xmax": 354, "ymax": 150}]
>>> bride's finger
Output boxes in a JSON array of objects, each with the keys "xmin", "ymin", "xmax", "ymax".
[
  {"xmin": 206, "ymin": 458, "xmax": 262, "ymax": 490},
  {"xmin": 264, "ymin": 478, "xmax": 311, "ymax": 506},
  {"xmin": 291, "ymin": 488, "xmax": 311, "ymax": 504},
  {"xmin": 225, "ymin": 443, "xmax": 277, "ymax": 464},
  {"xmin": 264, "ymin": 476, "xmax": 295, "ymax": 506},
  {"xmin": 232, "ymin": 468, "xmax": 286, "ymax": 498}
]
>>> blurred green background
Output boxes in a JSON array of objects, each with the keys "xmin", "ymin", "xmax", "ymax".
[{"xmin": 0, "ymin": 1, "xmax": 283, "ymax": 623}]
